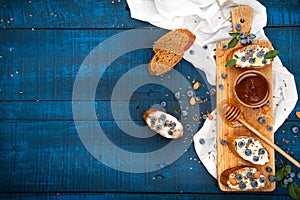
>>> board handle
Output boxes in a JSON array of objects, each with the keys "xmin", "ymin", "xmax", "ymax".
[{"xmin": 231, "ymin": 6, "xmax": 253, "ymax": 33}]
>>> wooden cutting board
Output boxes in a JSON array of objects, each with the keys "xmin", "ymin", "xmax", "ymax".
[{"xmin": 216, "ymin": 6, "xmax": 275, "ymax": 192}]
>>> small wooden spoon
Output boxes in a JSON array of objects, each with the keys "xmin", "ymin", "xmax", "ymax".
[{"xmin": 223, "ymin": 104, "xmax": 300, "ymax": 168}]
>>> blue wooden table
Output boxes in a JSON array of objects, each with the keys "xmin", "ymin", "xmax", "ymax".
[{"xmin": 0, "ymin": 0, "xmax": 299, "ymax": 199}]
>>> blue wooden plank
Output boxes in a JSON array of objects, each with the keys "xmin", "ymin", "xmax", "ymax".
[
  {"xmin": 0, "ymin": 0, "xmax": 299, "ymax": 29},
  {"xmin": 0, "ymin": 120, "xmax": 298, "ymax": 193}
]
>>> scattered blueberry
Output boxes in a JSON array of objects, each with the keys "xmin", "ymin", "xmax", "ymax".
[
  {"xmin": 150, "ymin": 116, "xmax": 157, "ymax": 123},
  {"xmin": 160, "ymin": 114, "xmax": 166, "ymax": 121},
  {"xmin": 253, "ymin": 156, "xmax": 259, "ymax": 162},
  {"xmin": 241, "ymin": 39, "xmax": 247, "ymax": 45},
  {"xmin": 239, "ymin": 181, "xmax": 246, "ymax": 189},
  {"xmin": 250, "ymin": 33, "xmax": 256, "ymax": 39},
  {"xmin": 248, "ymin": 138, "xmax": 253, "ymax": 144},
  {"xmin": 174, "ymin": 92, "xmax": 180, "ymax": 99},
  {"xmin": 247, "ymin": 172, "xmax": 254, "ymax": 179},
  {"xmin": 160, "ymin": 101, "xmax": 167, "ymax": 107},
  {"xmin": 267, "ymin": 126, "xmax": 273, "ymax": 131},
  {"xmin": 290, "ymin": 172, "xmax": 295, "ymax": 178},
  {"xmin": 245, "ymin": 149, "xmax": 252, "ymax": 156},
  {"xmin": 168, "ymin": 130, "xmax": 174, "ymax": 135},
  {"xmin": 259, "ymin": 177, "xmax": 265, "ymax": 183},
  {"xmin": 189, "ymin": 50, "xmax": 195, "ymax": 55},
  {"xmin": 241, "ymin": 56, "xmax": 247, "ymax": 62},
  {"xmin": 253, "ymin": 107, "xmax": 260, "ymax": 111},
  {"xmin": 240, "ymin": 32, "xmax": 246, "ymax": 39},
  {"xmin": 219, "ymin": 84, "xmax": 224, "ymax": 89},
  {"xmin": 202, "ymin": 114, "xmax": 207, "ymax": 120},
  {"xmin": 185, "ymin": 124, "xmax": 191, "ymax": 130},
  {"xmin": 238, "ymin": 141, "xmax": 245, "ymax": 148},
  {"xmin": 258, "ymin": 117, "xmax": 266, "ymax": 124},
  {"xmin": 235, "ymin": 24, "xmax": 242, "ymax": 31},
  {"xmin": 209, "ymin": 88, "xmax": 216, "ymax": 95},
  {"xmin": 199, "ymin": 138, "xmax": 205, "ymax": 145},
  {"xmin": 187, "ymin": 90, "xmax": 194, "ymax": 97},
  {"xmin": 247, "ymin": 38, "xmax": 252, "ymax": 44},
  {"xmin": 283, "ymin": 178, "xmax": 289, "ymax": 185},
  {"xmin": 265, "ymin": 100, "xmax": 270, "ymax": 106},
  {"xmin": 266, "ymin": 167, "xmax": 273, "ymax": 173},
  {"xmin": 163, "ymin": 121, "xmax": 169, "ymax": 127},
  {"xmin": 262, "ymin": 59, "xmax": 267, "ymax": 64},
  {"xmin": 171, "ymin": 122, "xmax": 176, "ymax": 128},
  {"xmin": 251, "ymin": 181, "xmax": 258, "ymax": 188},
  {"xmin": 297, "ymin": 172, "xmax": 300, "ymax": 179},
  {"xmin": 222, "ymin": 44, "xmax": 228, "ymax": 50},
  {"xmin": 269, "ymin": 175, "xmax": 276, "ymax": 182},
  {"xmin": 195, "ymin": 96, "xmax": 201, "ymax": 102},
  {"xmin": 221, "ymin": 72, "xmax": 227, "ymax": 79},
  {"xmin": 249, "ymin": 57, "xmax": 256, "ymax": 64},
  {"xmin": 292, "ymin": 126, "xmax": 299, "ymax": 134},
  {"xmin": 247, "ymin": 49, "xmax": 254, "ymax": 56},
  {"xmin": 155, "ymin": 124, "xmax": 162, "ymax": 130},
  {"xmin": 181, "ymin": 110, "xmax": 188, "ymax": 117},
  {"xmin": 257, "ymin": 51, "xmax": 264, "ymax": 58},
  {"xmin": 288, "ymin": 177, "xmax": 294, "ymax": 183},
  {"xmin": 259, "ymin": 148, "xmax": 266, "ymax": 155},
  {"xmin": 202, "ymin": 45, "xmax": 208, "ymax": 50},
  {"xmin": 236, "ymin": 174, "xmax": 243, "ymax": 180},
  {"xmin": 221, "ymin": 140, "xmax": 227, "ymax": 145}
]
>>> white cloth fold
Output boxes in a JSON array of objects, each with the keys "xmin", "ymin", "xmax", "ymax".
[{"xmin": 126, "ymin": 0, "xmax": 298, "ymax": 179}]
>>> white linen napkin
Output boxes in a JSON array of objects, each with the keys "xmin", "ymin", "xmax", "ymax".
[{"xmin": 126, "ymin": 0, "xmax": 298, "ymax": 178}]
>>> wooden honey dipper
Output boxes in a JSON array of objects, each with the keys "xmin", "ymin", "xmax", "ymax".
[{"xmin": 223, "ymin": 104, "xmax": 300, "ymax": 168}]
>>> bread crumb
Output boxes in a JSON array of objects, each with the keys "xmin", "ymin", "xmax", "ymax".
[
  {"xmin": 207, "ymin": 113, "xmax": 213, "ymax": 120},
  {"xmin": 193, "ymin": 82, "xmax": 200, "ymax": 90},
  {"xmin": 189, "ymin": 97, "xmax": 196, "ymax": 105},
  {"xmin": 296, "ymin": 111, "xmax": 300, "ymax": 118}
]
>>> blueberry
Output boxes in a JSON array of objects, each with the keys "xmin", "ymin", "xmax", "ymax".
[
  {"xmin": 283, "ymin": 178, "xmax": 289, "ymax": 185},
  {"xmin": 222, "ymin": 44, "xmax": 228, "ymax": 50},
  {"xmin": 195, "ymin": 96, "xmax": 201, "ymax": 102},
  {"xmin": 292, "ymin": 126, "xmax": 299, "ymax": 134},
  {"xmin": 168, "ymin": 130, "xmax": 174, "ymax": 135},
  {"xmin": 235, "ymin": 24, "xmax": 242, "ymax": 31},
  {"xmin": 202, "ymin": 45, "xmax": 208, "ymax": 50},
  {"xmin": 249, "ymin": 57, "xmax": 255, "ymax": 64},
  {"xmin": 221, "ymin": 140, "xmax": 227, "ymax": 145},
  {"xmin": 247, "ymin": 172, "xmax": 254, "ymax": 179},
  {"xmin": 269, "ymin": 175, "xmax": 276, "ymax": 182},
  {"xmin": 267, "ymin": 126, "xmax": 273, "ymax": 131},
  {"xmin": 189, "ymin": 50, "xmax": 195, "ymax": 55},
  {"xmin": 239, "ymin": 181, "xmax": 246, "ymax": 189},
  {"xmin": 221, "ymin": 72, "xmax": 227, "ymax": 79},
  {"xmin": 247, "ymin": 38, "xmax": 252, "ymax": 44},
  {"xmin": 155, "ymin": 124, "xmax": 162, "ymax": 130},
  {"xmin": 150, "ymin": 116, "xmax": 157, "ymax": 123},
  {"xmin": 187, "ymin": 90, "xmax": 194, "ymax": 97},
  {"xmin": 181, "ymin": 110, "xmax": 188, "ymax": 117},
  {"xmin": 250, "ymin": 33, "xmax": 256, "ymax": 39},
  {"xmin": 185, "ymin": 124, "xmax": 191, "ymax": 130},
  {"xmin": 259, "ymin": 177, "xmax": 266, "ymax": 183},
  {"xmin": 160, "ymin": 114, "xmax": 166, "ymax": 121},
  {"xmin": 247, "ymin": 138, "xmax": 253, "ymax": 144},
  {"xmin": 209, "ymin": 88, "xmax": 216, "ymax": 95},
  {"xmin": 288, "ymin": 177, "xmax": 293, "ymax": 183},
  {"xmin": 253, "ymin": 156, "xmax": 259, "ymax": 162},
  {"xmin": 236, "ymin": 174, "xmax": 243, "ymax": 180},
  {"xmin": 257, "ymin": 51, "xmax": 264, "ymax": 58},
  {"xmin": 240, "ymin": 32, "xmax": 246, "ymax": 39},
  {"xmin": 251, "ymin": 181, "xmax": 258, "ymax": 188},
  {"xmin": 199, "ymin": 138, "xmax": 205, "ymax": 145},
  {"xmin": 247, "ymin": 49, "xmax": 254, "ymax": 56},
  {"xmin": 202, "ymin": 114, "xmax": 207, "ymax": 120},
  {"xmin": 171, "ymin": 122, "xmax": 176, "ymax": 128},
  {"xmin": 290, "ymin": 172, "xmax": 295, "ymax": 178},
  {"xmin": 160, "ymin": 101, "xmax": 167, "ymax": 107},
  {"xmin": 245, "ymin": 149, "xmax": 252, "ymax": 156},
  {"xmin": 262, "ymin": 59, "xmax": 267, "ymax": 64},
  {"xmin": 297, "ymin": 172, "xmax": 300, "ymax": 179},
  {"xmin": 253, "ymin": 107, "xmax": 260, "ymax": 111},
  {"xmin": 241, "ymin": 56, "xmax": 248, "ymax": 62},
  {"xmin": 241, "ymin": 39, "xmax": 247, "ymax": 45},
  {"xmin": 259, "ymin": 148, "xmax": 266, "ymax": 155},
  {"xmin": 219, "ymin": 84, "xmax": 224, "ymax": 89},
  {"xmin": 163, "ymin": 122, "xmax": 169, "ymax": 127},
  {"xmin": 174, "ymin": 92, "xmax": 180, "ymax": 99},
  {"xmin": 266, "ymin": 167, "xmax": 273, "ymax": 173},
  {"xmin": 265, "ymin": 100, "xmax": 270, "ymax": 105},
  {"xmin": 238, "ymin": 141, "xmax": 245, "ymax": 148},
  {"xmin": 258, "ymin": 117, "xmax": 266, "ymax": 124}
]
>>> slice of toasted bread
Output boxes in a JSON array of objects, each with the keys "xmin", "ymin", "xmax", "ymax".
[
  {"xmin": 220, "ymin": 166, "xmax": 266, "ymax": 190},
  {"xmin": 227, "ymin": 136, "xmax": 269, "ymax": 165},
  {"xmin": 148, "ymin": 29, "xmax": 196, "ymax": 76},
  {"xmin": 143, "ymin": 109, "xmax": 183, "ymax": 139}
]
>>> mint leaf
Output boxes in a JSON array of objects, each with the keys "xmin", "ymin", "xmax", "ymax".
[
  {"xmin": 234, "ymin": 54, "xmax": 239, "ymax": 59},
  {"xmin": 288, "ymin": 182, "xmax": 300, "ymax": 200},
  {"xmin": 284, "ymin": 165, "xmax": 292, "ymax": 173},
  {"xmin": 229, "ymin": 32, "xmax": 240, "ymax": 37},
  {"xmin": 275, "ymin": 167, "xmax": 285, "ymax": 181},
  {"xmin": 225, "ymin": 59, "xmax": 237, "ymax": 67},
  {"xmin": 264, "ymin": 50, "xmax": 279, "ymax": 59},
  {"xmin": 228, "ymin": 37, "xmax": 238, "ymax": 48}
]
